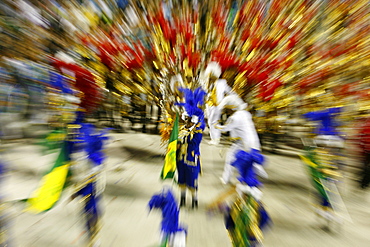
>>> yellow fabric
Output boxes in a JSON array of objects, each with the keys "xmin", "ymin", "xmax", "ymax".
[
  {"xmin": 207, "ymin": 86, "xmax": 218, "ymax": 106},
  {"xmin": 163, "ymin": 140, "xmax": 178, "ymax": 178},
  {"xmin": 299, "ymin": 155, "xmax": 318, "ymax": 168},
  {"xmin": 46, "ymin": 133, "xmax": 66, "ymax": 142},
  {"xmin": 26, "ymin": 164, "xmax": 70, "ymax": 214}
]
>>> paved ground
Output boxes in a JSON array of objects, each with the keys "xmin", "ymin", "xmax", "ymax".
[{"xmin": 2, "ymin": 132, "xmax": 370, "ymax": 247}]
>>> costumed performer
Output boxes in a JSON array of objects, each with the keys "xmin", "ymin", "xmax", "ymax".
[
  {"xmin": 160, "ymin": 74, "xmax": 185, "ymax": 145},
  {"xmin": 149, "ymin": 187, "xmax": 187, "ymax": 247},
  {"xmin": 207, "ymin": 149, "xmax": 270, "ymax": 247},
  {"xmin": 25, "ymin": 53, "xmax": 107, "ymax": 247},
  {"xmin": 203, "ymin": 62, "xmax": 232, "ymax": 145},
  {"xmin": 216, "ymin": 95, "xmax": 265, "ymax": 185},
  {"xmin": 301, "ymin": 107, "xmax": 348, "ymax": 224},
  {"xmin": 176, "ymin": 87, "xmax": 206, "ymax": 208}
]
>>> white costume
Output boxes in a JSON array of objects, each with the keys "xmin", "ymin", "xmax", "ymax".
[
  {"xmin": 203, "ymin": 62, "xmax": 233, "ymax": 145},
  {"xmin": 216, "ymin": 96, "xmax": 264, "ymax": 184},
  {"xmin": 207, "ymin": 79, "xmax": 233, "ymax": 144}
]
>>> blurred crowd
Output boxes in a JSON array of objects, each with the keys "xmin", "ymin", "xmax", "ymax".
[{"xmin": 0, "ymin": 0, "xmax": 370, "ymax": 182}]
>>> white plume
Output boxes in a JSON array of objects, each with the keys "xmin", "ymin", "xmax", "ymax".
[
  {"xmin": 204, "ymin": 62, "xmax": 222, "ymax": 78},
  {"xmin": 170, "ymin": 74, "xmax": 184, "ymax": 92}
]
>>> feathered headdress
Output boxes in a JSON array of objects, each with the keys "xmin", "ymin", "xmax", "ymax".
[
  {"xmin": 170, "ymin": 74, "xmax": 185, "ymax": 93},
  {"xmin": 49, "ymin": 71, "xmax": 74, "ymax": 94},
  {"xmin": 177, "ymin": 87, "xmax": 207, "ymax": 128},
  {"xmin": 51, "ymin": 57, "xmax": 102, "ymax": 115},
  {"xmin": 204, "ymin": 61, "xmax": 222, "ymax": 78}
]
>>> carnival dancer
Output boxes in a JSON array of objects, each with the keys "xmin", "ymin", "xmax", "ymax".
[
  {"xmin": 25, "ymin": 54, "xmax": 107, "ymax": 246},
  {"xmin": 149, "ymin": 187, "xmax": 187, "ymax": 247},
  {"xmin": 68, "ymin": 122, "xmax": 108, "ymax": 247},
  {"xmin": 176, "ymin": 87, "xmax": 206, "ymax": 208},
  {"xmin": 203, "ymin": 62, "xmax": 232, "ymax": 145},
  {"xmin": 301, "ymin": 107, "xmax": 350, "ymax": 226},
  {"xmin": 216, "ymin": 95, "xmax": 265, "ymax": 185},
  {"xmin": 207, "ymin": 149, "xmax": 270, "ymax": 247}
]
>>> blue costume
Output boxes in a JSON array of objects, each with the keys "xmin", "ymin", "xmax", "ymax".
[
  {"xmin": 301, "ymin": 107, "xmax": 346, "ymax": 224},
  {"xmin": 225, "ymin": 149, "xmax": 270, "ymax": 247},
  {"xmin": 176, "ymin": 87, "xmax": 206, "ymax": 208},
  {"xmin": 69, "ymin": 120, "xmax": 109, "ymax": 241},
  {"xmin": 148, "ymin": 188, "xmax": 187, "ymax": 246},
  {"xmin": 177, "ymin": 125, "xmax": 203, "ymax": 189}
]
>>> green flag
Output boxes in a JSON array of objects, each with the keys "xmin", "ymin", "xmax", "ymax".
[
  {"xmin": 161, "ymin": 113, "xmax": 179, "ymax": 179},
  {"xmin": 38, "ymin": 129, "xmax": 66, "ymax": 154},
  {"xmin": 299, "ymin": 148, "xmax": 328, "ymax": 203}
]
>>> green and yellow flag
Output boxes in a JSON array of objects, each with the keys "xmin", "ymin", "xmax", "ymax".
[
  {"xmin": 299, "ymin": 148, "xmax": 328, "ymax": 204},
  {"xmin": 38, "ymin": 129, "xmax": 66, "ymax": 155},
  {"xmin": 161, "ymin": 113, "xmax": 179, "ymax": 180},
  {"xmin": 26, "ymin": 141, "xmax": 72, "ymax": 214}
]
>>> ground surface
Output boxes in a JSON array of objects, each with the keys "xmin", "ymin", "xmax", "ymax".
[{"xmin": 2, "ymin": 132, "xmax": 370, "ymax": 247}]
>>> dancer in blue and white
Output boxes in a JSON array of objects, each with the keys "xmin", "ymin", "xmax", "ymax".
[
  {"xmin": 216, "ymin": 95, "xmax": 266, "ymax": 185},
  {"xmin": 149, "ymin": 187, "xmax": 187, "ymax": 247}
]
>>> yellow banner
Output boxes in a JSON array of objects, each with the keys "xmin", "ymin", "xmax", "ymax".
[
  {"xmin": 26, "ymin": 164, "xmax": 70, "ymax": 214},
  {"xmin": 163, "ymin": 140, "xmax": 177, "ymax": 178}
]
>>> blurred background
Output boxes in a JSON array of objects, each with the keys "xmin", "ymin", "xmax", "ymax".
[{"xmin": 1, "ymin": 0, "xmax": 370, "ymax": 246}]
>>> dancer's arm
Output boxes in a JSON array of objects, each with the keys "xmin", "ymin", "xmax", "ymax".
[{"xmin": 216, "ymin": 115, "xmax": 235, "ymax": 132}]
